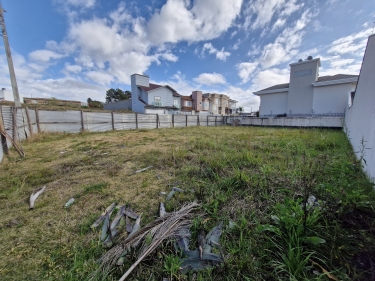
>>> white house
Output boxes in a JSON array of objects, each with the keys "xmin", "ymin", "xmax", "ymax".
[
  {"xmin": 253, "ymin": 57, "xmax": 358, "ymax": 117},
  {"xmin": 131, "ymin": 74, "xmax": 180, "ymax": 114},
  {"xmin": 0, "ymin": 88, "xmax": 14, "ymax": 102}
]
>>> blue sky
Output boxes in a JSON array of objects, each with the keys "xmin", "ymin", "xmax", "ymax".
[{"xmin": 0, "ymin": 0, "xmax": 374, "ymax": 111}]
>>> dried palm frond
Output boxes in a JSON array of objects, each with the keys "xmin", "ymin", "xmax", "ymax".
[{"xmin": 94, "ymin": 202, "xmax": 200, "ymax": 281}]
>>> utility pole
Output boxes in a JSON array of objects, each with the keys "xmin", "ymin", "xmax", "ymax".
[{"xmin": 0, "ymin": 1, "xmax": 21, "ymax": 107}]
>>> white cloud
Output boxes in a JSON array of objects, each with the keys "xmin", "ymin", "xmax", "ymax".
[
  {"xmin": 146, "ymin": 0, "xmax": 243, "ymax": 44},
  {"xmin": 271, "ymin": 18, "xmax": 286, "ymax": 32},
  {"xmin": 193, "ymin": 73, "xmax": 227, "ymax": 85},
  {"xmin": 29, "ymin": 50, "xmax": 66, "ymax": 62},
  {"xmin": 237, "ymin": 62, "xmax": 258, "ymax": 83},
  {"xmin": 252, "ymin": 68, "xmax": 289, "ymax": 91},
  {"xmin": 86, "ymin": 70, "xmax": 114, "ymax": 85},
  {"xmin": 202, "ymin": 43, "xmax": 231, "ymax": 61},
  {"xmin": 64, "ymin": 63, "xmax": 82, "ymax": 74},
  {"xmin": 259, "ymin": 9, "xmax": 314, "ymax": 68},
  {"xmin": 65, "ymin": 0, "xmax": 96, "ymax": 8},
  {"xmin": 243, "ymin": 0, "xmax": 303, "ymax": 31},
  {"xmin": 328, "ymin": 28, "xmax": 372, "ymax": 55}
]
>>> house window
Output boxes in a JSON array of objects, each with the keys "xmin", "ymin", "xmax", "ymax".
[
  {"xmin": 215, "ymin": 99, "xmax": 218, "ymax": 104},
  {"xmin": 154, "ymin": 96, "xmax": 161, "ymax": 102},
  {"xmin": 174, "ymin": 99, "xmax": 179, "ymax": 107},
  {"xmin": 213, "ymin": 106, "xmax": 217, "ymax": 111},
  {"xmin": 185, "ymin": 101, "xmax": 192, "ymax": 106}
]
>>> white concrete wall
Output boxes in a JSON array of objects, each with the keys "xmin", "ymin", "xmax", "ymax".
[
  {"xmin": 228, "ymin": 116, "xmax": 343, "ymax": 128},
  {"xmin": 287, "ymin": 59, "xmax": 320, "ymax": 115},
  {"xmin": 145, "ymin": 108, "xmax": 166, "ymax": 114},
  {"xmin": 313, "ymin": 83, "xmax": 356, "ymax": 114},
  {"xmin": 259, "ymin": 92, "xmax": 288, "ymax": 116},
  {"xmin": 345, "ymin": 34, "xmax": 375, "ymax": 182}
]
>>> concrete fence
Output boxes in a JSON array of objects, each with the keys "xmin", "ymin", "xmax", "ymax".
[
  {"xmin": 226, "ymin": 116, "xmax": 344, "ymax": 128},
  {"xmin": 0, "ymin": 106, "xmax": 225, "ymax": 162}
]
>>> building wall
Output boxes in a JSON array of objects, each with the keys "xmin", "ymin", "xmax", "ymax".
[
  {"xmin": 145, "ymin": 108, "xmax": 165, "ymax": 114},
  {"xmin": 131, "ymin": 74, "xmax": 146, "ymax": 113},
  {"xmin": 259, "ymin": 92, "xmax": 288, "ymax": 116},
  {"xmin": 345, "ymin": 34, "xmax": 375, "ymax": 182},
  {"xmin": 173, "ymin": 96, "xmax": 180, "ymax": 109},
  {"xmin": 192, "ymin": 91, "xmax": 202, "ymax": 111},
  {"xmin": 312, "ymin": 83, "xmax": 356, "ymax": 114},
  {"xmin": 147, "ymin": 87, "xmax": 173, "ymax": 106},
  {"xmin": 287, "ymin": 59, "xmax": 320, "ymax": 115},
  {"xmin": 0, "ymin": 89, "xmax": 14, "ymax": 101},
  {"xmin": 103, "ymin": 99, "xmax": 132, "ymax": 111}
]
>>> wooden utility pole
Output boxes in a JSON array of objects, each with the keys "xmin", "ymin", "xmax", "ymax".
[{"xmin": 0, "ymin": 1, "xmax": 21, "ymax": 107}]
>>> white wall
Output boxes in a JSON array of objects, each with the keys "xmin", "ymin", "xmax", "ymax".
[
  {"xmin": 145, "ymin": 108, "xmax": 166, "ymax": 114},
  {"xmin": 228, "ymin": 116, "xmax": 343, "ymax": 128},
  {"xmin": 0, "ymin": 89, "xmax": 14, "ymax": 101},
  {"xmin": 259, "ymin": 91, "xmax": 288, "ymax": 116},
  {"xmin": 345, "ymin": 34, "xmax": 375, "ymax": 182},
  {"xmin": 312, "ymin": 83, "xmax": 356, "ymax": 114},
  {"xmin": 148, "ymin": 87, "xmax": 173, "ymax": 106}
]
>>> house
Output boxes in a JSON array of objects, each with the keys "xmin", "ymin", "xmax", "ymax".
[
  {"xmin": 131, "ymin": 74, "xmax": 180, "ymax": 114},
  {"xmin": 0, "ymin": 88, "xmax": 14, "ymax": 102},
  {"xmin": 253, "ymin": 57, "xmax": 358, "ymax": 117},
  {"xmin": 180, "ymin": 92, "xmax": 238, "ymax": 115},
  {"xmin": 131, "ymin": 73, "xmax": 238, "ymax": 115}
]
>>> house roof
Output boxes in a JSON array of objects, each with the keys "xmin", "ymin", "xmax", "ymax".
[
  {"xmin": 138, "ymin": 83, "xmax": 181, "ymax": 97},
  {"xmin": 138, "ymin": 83, "xmax": 163, "ymax": 92},
  {"xmin": 316, "ymin": 74, "xmax": 358, "ymax": 82},
  {"xmin": 181, "ymin": 95, "xmax": 193, "ymax": 101},
  {"xmin": 256, "ymin": 74, "xmax": 359, "ymax": 93}
]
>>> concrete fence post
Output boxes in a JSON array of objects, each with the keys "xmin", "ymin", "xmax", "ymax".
[
  {"xmin": 80, "ymin": 110, "xmax": 84, "ymax": 132},
  {"xmin": 156, "ymin": 114, "xmax": 159, "ymax": 129},
  {"xmin": 0, "ymin": 106, "xmax": 9, "ymax": 154},
  {"xmin": 35, "ymin": 108, "xmax": 41, "ymax": 133},
  {"xmin": 186, "ymin": 115, "xmax": 188, "ymax": 127},
  {"xmin": 25, "ymin": 107, "xmax": 32, "ymax": 136},
  {"xmin": 111, "ymin": 111, "xmax": 115, "ymax": 130},
  {"xmin": 135, "ymin": 113, "xmax": 138, "ymax": 129},
  {"xmin": 215, "ymin": 116, "xmax": 217, "ymax": 126},
  {"xmin": 12, "ymin": 107, "xmax": 18, "ymax": 143},
  {"xmin": 172, "ymin": 114, "xmax": 174, "ymax": 128}
]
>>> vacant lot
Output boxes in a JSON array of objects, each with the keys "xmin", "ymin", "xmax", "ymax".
[{"xmin": 0, "ymin": 126, "xmax": 374, "ymax": 281}]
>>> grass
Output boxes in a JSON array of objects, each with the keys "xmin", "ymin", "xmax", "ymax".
[{"xmin": 0, "ymin": 126, "xmax": 374, "ymax": 280}]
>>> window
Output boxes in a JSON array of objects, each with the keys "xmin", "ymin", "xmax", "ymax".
[
  {"xmin": 174, "ymin": 99, "xmax": 179, "ymax": 107},
  {"xmin": 185, "ymin": 101, "xmax": 192, "ymax": 106},
  {"xmin": 213, "ymin": 106, "xmax": 217, "ymax": 111},
  {"xmin": 215, "ymin": 99, "xmax": 218, "ymax": 104},
  {"xmin": 154, "ymin": 96, "xmax": 161, "ymax": 102}
]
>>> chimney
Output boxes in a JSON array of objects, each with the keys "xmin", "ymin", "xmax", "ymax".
[{"xmin": 192, "ymin": 91, "xmax": 202, "ymax": 112}]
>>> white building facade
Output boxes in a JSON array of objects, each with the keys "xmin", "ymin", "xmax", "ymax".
[{"xmin": 253, "ymin": 58, "xmax": 358, "ymax": 117}]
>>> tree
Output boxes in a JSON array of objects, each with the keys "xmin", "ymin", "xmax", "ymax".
[
  {"xmin": 87, "ymin": 97, "xmax": 103, "ymax": 109},
  {"xmin": 106, "ymin": 88, "xmax": 130, "ymax": 103}
]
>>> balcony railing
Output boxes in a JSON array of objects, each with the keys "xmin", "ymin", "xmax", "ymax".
[{"xmin": 152, "ymin": 101, "xmax": 165, "ymax": 107}]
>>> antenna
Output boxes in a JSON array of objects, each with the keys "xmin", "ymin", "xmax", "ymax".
[{"xmin": 0, "ymin": 0, "xmax": 21, "ymax": 107}]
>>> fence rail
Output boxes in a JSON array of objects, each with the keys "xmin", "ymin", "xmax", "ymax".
[{"xmin": 0, "ymin": 106, "xmax": 225, "ymax": 162}]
